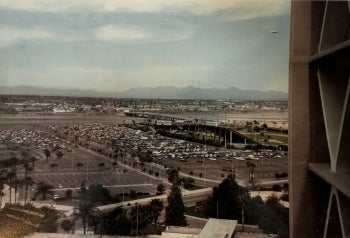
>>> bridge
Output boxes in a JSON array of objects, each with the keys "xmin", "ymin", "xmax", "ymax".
[{"xmin": 124, "ymin": 112, "xmax": 257, "ymax": 147}]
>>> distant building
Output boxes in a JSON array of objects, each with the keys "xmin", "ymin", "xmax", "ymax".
[{"xmin": 53, "ymin": 107, "xmax": 75, "ymax": 113}]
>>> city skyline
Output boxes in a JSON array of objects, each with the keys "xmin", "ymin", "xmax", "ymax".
[{"xmin": 0, "ymin": 0, "xmax": 290, "ymax": 93}]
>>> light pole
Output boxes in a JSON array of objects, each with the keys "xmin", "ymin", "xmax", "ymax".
[
  {"xmin": 217, "ymin": 200, "xmax": 219, "ymax": 219},
  {"xmin": 136, "ymin": 201, "xmax": 139, "ymax": 236},
  {"xmin": 86, "ymin": 163, "xmax": 89, "ymax": 182},
  {"xmin": 247, "ymin": 162, "xmax": 256, "ymax": 190}
]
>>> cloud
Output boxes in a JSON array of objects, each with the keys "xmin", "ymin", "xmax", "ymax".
[
  {"xmin": 0, "ymin": 24, "xmax": 56, "ymax": 48},
  {"xmin": 0, "ymin": 0, "xmax": 290, "ymax": 19},
  {"xmin": 219, "ymin": 0, "xmax": 290, "ymax": 21},
  {"xmin": 94, "ymin": 24, "xmax": 195, "ymax": 43},
  {"xmin": 94, "ymin": 25, "xmax": 151, "ymax": 42}
]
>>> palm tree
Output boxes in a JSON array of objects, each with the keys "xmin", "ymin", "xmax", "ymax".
[
  {"xmin": 22, "ymin": 163, "xmax": 34, "ymax": 203},
  {"xmin": 246, "ymin": 162, "xmax": 256, "ymax": 190},
  {"xmin": 28, "ymin": 156, "xmax": 37, "ymax": 167},
  {"xmin": 237, "ymin": 187, "xmax": 250, "ymax": 232},
  {"xmin": 23, "ymin": 163, "xmax": 33, "ymax": 177},
  {"xmin": 0, "ymin": 183, "xmax": 4, "ymax": 208},
  {"xmin": 13, "ymin": 178, "xmax": 23, "ymax": 204},
  {"xmin": 6, "ymin": 171, "xmax": 17, "ymax": 204},
  {"xmin": 34, "ymin": 181, "xmax": 54, "ymax": 200},
  {"xmin": 23, "ymin": 176, "xmax": 35, "ymax": 203}
]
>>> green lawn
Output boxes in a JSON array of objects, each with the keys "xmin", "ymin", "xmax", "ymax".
[{"xmin": 241, "ymin": 132, "xmax": 288, "ymax": 144}]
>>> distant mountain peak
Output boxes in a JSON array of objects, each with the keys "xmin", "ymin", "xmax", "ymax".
[{"xmin": 0, "ymin": 85, "xmax": 288, "ymax": 101}]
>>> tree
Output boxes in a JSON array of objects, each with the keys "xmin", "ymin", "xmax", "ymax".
[
  {"xmin": 182, "ymin": 177, "xmax": 195, "ymax": 189},
  {"xmin": 262, "ymin": 123, "xmax": 268, "ymax": 130},
  {"xmin": 98, "ymin": 162, "xmax": 105, "ymax": 170},
  {"xmin": 85, "ymin": 184, "xmax": 111, "ymax": 205},
  {"xmin": 76, "ymin": 162, "xmax": 84, "ymax": 170},
  {"xmin": 245, "ymin": 195, "xmax": 266, "ymax": 225},
  {"xmin": 65, "ymin": 189, "xmax": 73, "ymax": 199},
  {"xmin": 102, "ymin": 207, "xmax": 131, "ymax": 236},
  {"xmin": 23, "ymin": 163, "xmax": 33, "ymax": 177},
  {"xmin": 112, "ymin": 161, "xmax": 117, "ymax": 171},
  {"xmin": 61, "ymin": 219, "xmax": 74, "ymax": 232},
  {"xmin": 50, "ymin": 163, "xmax": 58, "ymax": 171},
  {"xmin": 237, "ymin": 186, "xmax": 250, "ymax": 231},
  {"xmin": 43, "ymin": 149, "xmax": 51, "ymax": 163},
  {"xmin": 262, "ymin": 195, "xmax": 289, "ymax": 237},
  {"xmin": 167, "ymin": 169, "xmax": 179, "ymax": 184},
  {"xmin": 56, "ymin": 150, "xmax": 64, "ymax": 159},
  {"xmin": 246, "ymin": 162, "xmax": 256, "ymax": 190},
  {"xmin": 35, "ymin": 181, "xmax": 54, "ymax": 200},
  {"xmin": 149, "ymin": 199, "xmax": 163, "ymax": 234},
  {"xmin": 38, "ymin": 206, "xmax": 60, "ymax": 232},
  {"xmin": 205, "ymin": 176, "xmax": 248, "ymax": 221},
  {"xmin": 157, "ymin": 184, "xmax": 165, "ymax": 195},
  {"xmin": 130, "ymin": 189, "xmax": 137, "ymax": 199},
  {"xmin": 28, "ymin": 156, "xmax": 37, "ymax": 167},
  {"xmin": 130, "ymin": 204, "xmax": 150, "ymax": 235},
  {"xmin": 23, "ymin": 176, "xmax": 35, "ymax": 203},
  {"xmin": 13, "ymin": 178, "xmax": 23, "ymax": 203},
  {"xmin": 165, "ymin": 184, "xmax": 187, "ymax": 226},
  {"xmin": 6, "ymin": 170, "xmax": 17, "ymax": 204},
  {"xmin": 76, "ymin": 183, "xmax": 113, "ymax": 234},
  {"xmin": 0, "ymin": 182, "xmax": 4, "ymax": 208},
  {"xmin": 78, "ymin": 191, "xmax": 94, "ymax": 235}
]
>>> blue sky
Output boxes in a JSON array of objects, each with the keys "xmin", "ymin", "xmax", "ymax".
[{"xmin": 0, "ymin": 0, "xmax": 290, "ymax": 93}]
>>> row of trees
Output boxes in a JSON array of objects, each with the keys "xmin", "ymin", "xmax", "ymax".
[
  {"xmin": 204, "ymin": 175, "xmax": 289, "ymax": 238},
  {"xmin": 0, "ymin": 161, "xmax": 37, "ymax": 206},
  {"xmin": 75, "ymin": 182, "xmax": 165, "ymax": 236}
]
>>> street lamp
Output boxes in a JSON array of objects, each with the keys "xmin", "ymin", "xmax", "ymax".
[
  {"xmin": 135, "ymin": 201, "xmax": 139, "ymax": 235},
  {"xmin": 246, "ymin": 162, "xmax": 256, "ymax": 190}
]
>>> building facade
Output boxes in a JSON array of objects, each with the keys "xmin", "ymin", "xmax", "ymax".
[{"xmin": 289, "ymin": 1, "xmax": 350, "ymax": 237}]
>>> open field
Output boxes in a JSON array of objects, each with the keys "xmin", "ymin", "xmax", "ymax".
[{"xmin": 241, "ymin": 132, "xmax": 288, "ymax": 145}]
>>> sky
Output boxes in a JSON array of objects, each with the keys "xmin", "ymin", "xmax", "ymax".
[{"xmin": 0, "ymin": 0, "xmax": 291, "ymax": 93}]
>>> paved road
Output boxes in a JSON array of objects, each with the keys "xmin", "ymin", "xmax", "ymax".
[{"xmin": 98, "ymin": 187, "xmax": 213, "ymax": 213}]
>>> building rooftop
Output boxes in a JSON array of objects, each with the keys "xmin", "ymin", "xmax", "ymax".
[
  {"xmin": 164, "ymin": 226, "xmax": 202, "ymax": 235},
  {"xmin": 198, "ymin": 218, "xmax": 237, "ymax": 238}
]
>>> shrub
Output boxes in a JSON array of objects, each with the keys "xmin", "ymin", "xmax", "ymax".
[
  {"xmin": 61, "ymin": 219, "xmax": 73, "ymax": 232},
  {"xmin": 280, "ymin": 192, "xmax": 289, "ymax": 202},
  {"xmin": 272, "ymin": 184, "xmax": 282, "ymax": 192}
]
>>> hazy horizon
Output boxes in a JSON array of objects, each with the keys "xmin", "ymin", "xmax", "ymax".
[
  {"xmin": 0, "ymin": 1, "xmax": 290, "ymax": 94},
  {"xmin": 2, "ymin": 84, "xmax": 288, "ymax": 93}
]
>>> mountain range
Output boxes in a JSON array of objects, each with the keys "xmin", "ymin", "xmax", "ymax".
[{"xmin": 0, "ymin": 85, "xmax": 288, "ymax": 101}]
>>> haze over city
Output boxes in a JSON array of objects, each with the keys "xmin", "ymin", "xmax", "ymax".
[{"xmin": 0, "ymin": 0, "xmax": 290, "ymax": 94}]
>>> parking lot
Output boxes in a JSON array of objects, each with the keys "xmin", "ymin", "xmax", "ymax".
[{"xmin": 0, "ymin": 113, "xmax": 288, "ymax": 202}]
